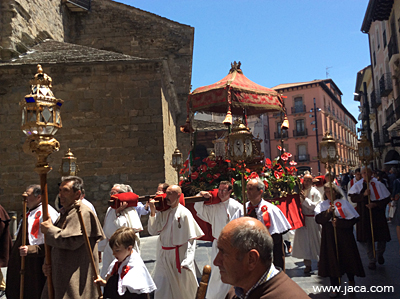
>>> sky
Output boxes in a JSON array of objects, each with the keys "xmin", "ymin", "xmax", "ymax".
[{"xmin": 120, "ymin": 0, "xmax": 371, "ymax": 123}]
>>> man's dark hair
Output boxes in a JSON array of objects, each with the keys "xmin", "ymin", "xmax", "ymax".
[
  {"xmin": 355, "ymin": 168, "xmax": 361, "ymax": 173},
  {"xmin": 219, "ymin": 181, "xmax": 233, "ymax": 191},
  {"xmin": 62, "ymin": 176, "xmax": 84, "ymax": 193},
  {"xmin": 26, "ymin": 184, "xmax": 41, "ymax": 197},
  {"xmin": 230, "ymin": 222, "xmax": 273, "ymax": 267}
]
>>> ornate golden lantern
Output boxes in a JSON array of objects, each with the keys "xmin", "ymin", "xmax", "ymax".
[
  {"xmin": 319, "ymin": 132, "xmax": 338, "ymax": 164},
  {"xmin": 171, "ymin": 148, "xmax": 183, "ymax": 183},
  {"xmin": 59, "ymin": 148, "xmax": 79, "ymax": 176},
  {"xmin": 228, "ymin": 119, "xmax": 254, "ymax": 162},
  {"xmin": 358, "ymin": 133, "xmax": 373, "ymax": 164}
]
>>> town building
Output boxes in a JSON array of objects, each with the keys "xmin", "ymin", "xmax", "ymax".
[
  {"xmin": 359, "ymin": 0, "xmax": 400, "ymax": 169},
  {"xmin": 271, "ymin": 79, "xmax": 358, "ymax": 176}
]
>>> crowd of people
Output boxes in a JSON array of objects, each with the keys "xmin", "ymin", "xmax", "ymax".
[{"xmin": 0, "ymin": 165, "xmax": 398, "ymax": 298}]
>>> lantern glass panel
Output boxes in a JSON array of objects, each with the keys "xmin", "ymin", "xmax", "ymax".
[
  {"xmin": 358, "ymin": 147, "xmax": 363, "ymax": 158},
  {"xmin": 176, "ymin": 155, "xmax": 182, "ymax": 166},
  {"xmin": 62, "ymin": 161, "xmax": 70, "ymax": 173},
  {"xmin": 21, "ymin": 108, "xmax": 26, "ymax": 126},
  {"xmin": 71, "ymin": 162, "xmax": 76, "ymax": 173},
  {"xmin": 32, "ymin": 86, "xmax": 38, "ymax": 93},
  {"xmin": 56, "ymin": 110, "xmax": 61, "ymax": 125},
  {"xmin": 42, "ymin": 107, "xmax": 52, "ymax": 123},
  {"xmin": 328, "ymin": 145, "xmax": 336, "ymax": 158},
  {"xmin": 364, "ymin": 146, "xmax": 371, "ymax": 157},
  {"xmin": 172, "ymin": 156, "xmax": 177, "ymax": 167},
  {"xmin": 321, "ymin": 146, "xmax": 328, "ymax": 159}
]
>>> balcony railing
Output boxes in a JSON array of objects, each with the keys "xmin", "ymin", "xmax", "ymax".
[
  {"xmin": 379, "ymin": 72, "xmax": 393, "ymax": 97},
  {"xmin": 370, "ymin": 90, "xmax": 382, "ymax": 108},
  {"xmin": 291, "ymin": 105, "xmax": 306, "ymax": 114},
  {"xmin": 293, "ymin": 128, "xmax": 308, "ymax": 137},
  {"xmin": 388, "ymin": 35, "xmax": 399, "ymax": 61},
  {"xmin": 295, "ymin": 154, "xmax": 310, "ymax": 162},
  {"xmin": 274, "ymin": 131, "xmax": 288, "ymax": 139}
]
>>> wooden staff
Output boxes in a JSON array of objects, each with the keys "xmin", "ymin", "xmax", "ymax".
[
  {"xmin": 365, "ymin": 170, "xmax": 376, "ymax": 259},
  {"xmin": 74, "ymin": 202, "xmax": 103, "ymax": 299},
  {"xmin": 20, "ymin": 192, "xmax": 28, "ymax": 299},
  {"xmin": 195, "ymin": 265, "xmax": 212, "ymax": 299},
  {"xmin": 328, "ymin": 166, "xmax": 340, "ymax": 284},
  {"xmin": 242, "ymin": 173, "xmax": 246, "ymax": 216},
  {"xmin": 40, "ymin": 173, "xmax": 54, "ymax": 299}
]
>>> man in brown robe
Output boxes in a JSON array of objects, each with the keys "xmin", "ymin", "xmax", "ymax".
[
  {"xmin": 214, "ymin": 217, "xmax": 310, "ymax": 299},
  {"xmin": 40, "ymin": 176, "xmax": 105, "ymax": 299},
  {"xmin": 0, "ymin": 204, "xmax": 12, "ymax": 297}
]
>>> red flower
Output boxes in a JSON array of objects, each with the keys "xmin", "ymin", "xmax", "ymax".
[
  {"xmin": 286, "ymin": 152, "xmax": 292, "ymax": 157},
  {"xmin": 191, "ymin": 172, "xmax": 199, "ymax": 180},
  {"xmin": 245, "ymin": 168, "xmax": 251, "ymax": 173},
  {"xmin": 194, "ymin": 157, "xmax": 201, "ymax": 160},
  {"xmin": 289, "ymin": 160, "xmax": 297, "ymax": 166},
  {"xmin": 263, "ymin": 180, "xmax": 269, "ymax": 188},
  {"xmin": 179, "ymin": 180, "xmax": 184, "ymax": 186},
  {"xmin": 277, "ymin": 145, "xmax": 282, "ymax": 151},
  {"xmin": 202, "ymin": 157, "xmax": 209, "ymax": 163},
  {"xmin": 213, "ymin": 173, "xmax": 221, "ymax": 179},
  {"xmin": 281, "ymin": 152, "xmax": 289, "ymax": 161},
  {"xmin": 274, "ymin": 171, "xmax": 282, "ymax": 179},
  {"xmin": 200, "ymin": 164, "xmax": 207, "ymax": 172},
  {"xmin": 225, "ymin": 159, "xmax": 231, "ymax": 163},
  {"xmin": 231, "ymin": 178, "xmax": 236, "ymax": 185},
  {"xmin": 249, "ymin": 172, "xmax": 259, "ymax": 179},
  {"xmin": 207, "ymin": 160, "xmax": 217, "ymax": 168},
  {"xmin": 206, "ymin": 173, "xmax": 212, "ymax": 179},
  {"xmin": 265, "ymin": 158, "xmax": 272, "ymax": 168}
]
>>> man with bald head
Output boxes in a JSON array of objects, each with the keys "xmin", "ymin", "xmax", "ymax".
[
  {"xmin": 215, "ymin": 217, "xmax": 310, "ymax": 299},
  {"xmin": 148, "ymin": 185, "xmax": 204, "ymax": 299}
]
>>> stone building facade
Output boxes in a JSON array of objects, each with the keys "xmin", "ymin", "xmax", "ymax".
[{"xmin": 0, "ymin": 0, "xmax": 193, "ymax": 223}]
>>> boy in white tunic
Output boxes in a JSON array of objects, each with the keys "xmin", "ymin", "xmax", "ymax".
[
  {"xmin": 231, "ymin": 178, "xmax": 291, "ymax": 270},
  {"xmin": 195, "ymin": 181, "xmax": 242, "ymax": 299},
  {"xmin": 148, "ymin": 185, "xmax": 204, "ymax": 299}
]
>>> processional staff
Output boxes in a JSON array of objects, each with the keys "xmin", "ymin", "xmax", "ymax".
[{"xmin": 20, "ymin": 192, "xmax": 28, "ymax": 299}]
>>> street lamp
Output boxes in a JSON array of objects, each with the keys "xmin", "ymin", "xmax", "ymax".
[
  {"xmin": 319, "ymin": 131, "xmax": 340, "ymax": 278},
  {"xmin": 310, "ymin": 98, "xmax": 321, "ymax": 173},
  {"xmin": 59, "ymin": 148, "xmax": 79, "ymax": 177},
  {"xmin": 20, "ymin": 64, "xmax": 63, "ymax": 299},
  {"xmin": 171, "ymin": 148, "xmax": 183, "ymax": 183}
]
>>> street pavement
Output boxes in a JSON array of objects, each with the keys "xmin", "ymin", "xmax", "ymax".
[{"xmin": 1, "ymin": 223, "xmax": 399, "ymax": 298}]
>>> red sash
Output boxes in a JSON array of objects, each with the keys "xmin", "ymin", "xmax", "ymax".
[
  {"xmin": 335, "ymin": 202, "xmax": 346, "ymax": 219},
  {"xmin": 162, "ymin": 245, "xmax": 182, "ymax": 273},
  {"xmin": 370, "ymin": 182, "xmax": 380, "ymax": 200}
]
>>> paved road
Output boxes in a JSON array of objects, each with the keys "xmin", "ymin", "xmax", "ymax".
[{"xmin": 2, "ymin": 223, "xmax": 399, "ymax": 298}]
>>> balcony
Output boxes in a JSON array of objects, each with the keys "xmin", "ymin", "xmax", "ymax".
[
  {"xmin": 388, "ymin": 35, "xmax": 399, "ymax": 61},
  {"xmin": 274, "ymin": 131, "xmax": 288, "ymax": 139},
  {"xmin": 293, "ymin": 128, "xmax": 308, "ymax": 137},
  {"xmin": 294, "ymin": 154, "xmax": 310, "ymax": 162},
  {"xmin": 370, "ymin": 90, "xmax": 382, "ymax": 108},
  {"xmin": 291, "ymin": 105, "xmax": 306, "ymax": 114},
  {"xmin": 379, "ymin": 72, "xmax": 393, "ymax": 97},
  {"xmin": 382, "ymin": 126, "xmax": 390, "ymax": 143},
  {"xmin": 63, "ymin": 0, "xmax": 91, "ymax": 11},
  {"xmin": 373, "ymin": 131, "xmax": 382, "ymax": 148}
]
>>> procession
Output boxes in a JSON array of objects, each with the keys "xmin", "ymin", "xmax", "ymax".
[{"xmin": 1, "ymin": 0, "xmax": 400, "ymax": 298}]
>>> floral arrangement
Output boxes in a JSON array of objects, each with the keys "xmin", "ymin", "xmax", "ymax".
[{"xmin": 180, "ymin": 146, "xmax": 300, "ymax": 200}]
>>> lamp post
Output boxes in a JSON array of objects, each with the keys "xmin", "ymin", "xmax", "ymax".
[
  {"xmin": 319, "ymin": 131, "xmax": 340, "ymax": 280},
  {"xmin": 228, "ymin": 119, "xmax": 256, "ymax": 215},
  {"xmin": 358, "ymin": 133, "xmax": 376, "ymax": 259},
  {"xmin": 172, "ymin": 148, "xmax": 183, "ymax": 184},
  {"xmin": 310, "ymin": 98, "xmax": 321, "ymax": 174},
  {"xmin": 20, "ymin": 64, "xmax": 63, "ymax": 299}
]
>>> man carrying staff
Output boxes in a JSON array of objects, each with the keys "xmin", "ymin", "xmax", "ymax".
[
  {"xmin": 148, "ymin": 185, "xmax": 204, "ymax": 299},
  {"xmin": 6, "ymin": 185, "xmax": 59, "ymax": 299},
  {"xmin": 40, "ymin": 176, "xmax": 105, "ymax": 299},
  {"xmin": 231, "ymin": 178, "xmax": 291, "ymax": 270},
  {"xmin": 348, "ymin": 166, "xmax": 391, "ymax": 270},
  {"xmin": 195, "ymin": 181, "xmax": 242, "ymax": 299}
]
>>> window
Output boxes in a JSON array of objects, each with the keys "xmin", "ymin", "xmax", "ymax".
[
  {"xmin": 296, "ymin": 119, "xmax": 305, "ymax": 132},
  {"xmin": 294, "ymin": 97, "xmax": 304, "ymax": 113},
  {"xmin": 298, "ymin": 144, "xmax": 307, "ymax": 162}
]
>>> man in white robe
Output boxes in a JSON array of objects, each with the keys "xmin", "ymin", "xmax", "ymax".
[
  {"xmin": 98, "ymin": 184, "xmax": 143, "ymax": 278},
  {"xmin": 292, "ymin": 173, "xmax": 322, "ymax": 273},
  {"xmin": 148, "ymin": 185, "xmax": 204, "ymax": 299},
  {"xmin": 231, "ymin": 178, "xmax": 291, "ymax": 270},
  {"xmin": 195, "ymin": 181, "xmax": 242, "ymax": 299}
]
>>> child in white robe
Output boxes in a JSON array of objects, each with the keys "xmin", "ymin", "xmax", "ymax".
[{"xmin": 95, "ymin": 227, "xmax": 156, "ymax": 298}]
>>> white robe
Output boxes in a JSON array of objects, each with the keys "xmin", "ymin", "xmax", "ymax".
[
  {"xmin": 231, "ymin": 199, "xmax": 292, "ymax": 235},
  {"xmin": 315, "ymin": 198, "xmax": 359, "ymax": 220},
  {"xmin": 17, "ymin": 204, "xmax": 59, "ymax": 244},
  {"xmin": 292, "ymin": 186, "xmax": 322, "ymax": 261},
  {"xmin": 348, "ymin": 177, "xmax": 391, "ymax": 201},
  {"xmin": 106, "ymin": 250, "xmax": 156, "ymax": 295},
  {"xmin": 194, "ymin": 198, "xmax": 242, "ymax": 299},
  {"xmin": 99, "ymin": 206, "xmax": 143, "ymax": 278},
  {"xmin": 347, "ymin": 178, "xmax": 360, "ymax": 208},
  {"xmin": 148, "ymin": 204, "xmax": 204, "ymax": 299}
]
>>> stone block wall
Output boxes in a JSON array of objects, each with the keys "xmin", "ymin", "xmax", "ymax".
[
  {"xmin": 0, "ymin": 60, "xmax": 175, "ymax": 223},
  {"xmin": 0, "ymin": 0, "xmax": 66, "ymax": 59}
]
